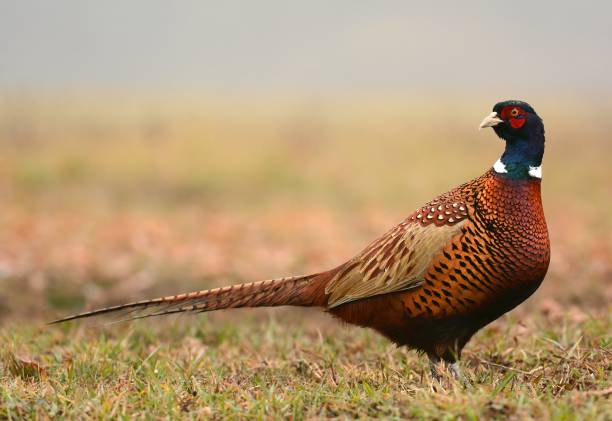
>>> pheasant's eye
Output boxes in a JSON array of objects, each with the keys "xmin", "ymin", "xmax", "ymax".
[{"xmin": 499, "ymin": 105, "xmax": 527, "ymax": 128}]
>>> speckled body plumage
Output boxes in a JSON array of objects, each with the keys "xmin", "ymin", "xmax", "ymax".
[
  {"xmin": 328, "ymin": 169, "xmax": 550, "ymax": 361},
  {"xmin": 52, "ymin": 100, "xmax": 550, "ymax": 375}
]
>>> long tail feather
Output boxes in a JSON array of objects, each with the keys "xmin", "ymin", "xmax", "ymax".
[{"xmin": 49, "ymin": 273, "xmax": 323, "ymax": 324}]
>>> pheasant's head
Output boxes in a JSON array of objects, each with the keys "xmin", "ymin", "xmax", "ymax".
[{"xmin": 479, "ymin": 100, "xmax": 545, "ymax": 180}]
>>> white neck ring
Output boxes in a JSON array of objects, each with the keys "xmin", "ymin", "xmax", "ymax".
[{"xmin": 492, "ymin": 158, "xmax": 542, "ymax": 179}]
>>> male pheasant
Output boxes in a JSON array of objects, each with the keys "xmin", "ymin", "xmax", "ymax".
[{"xmin": 52, "ymin": 100, "xmax": 550, "ymax": 377}]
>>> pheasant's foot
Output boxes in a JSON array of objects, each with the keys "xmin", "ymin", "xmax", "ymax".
[{"xmin": 428, "ymin": 354, "xmax": 464, "ymax": 384}]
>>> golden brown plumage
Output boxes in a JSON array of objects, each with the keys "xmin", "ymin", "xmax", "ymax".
[{"xmin": 325, "ymin": 219, "xmax": 467, "ymax": 308}]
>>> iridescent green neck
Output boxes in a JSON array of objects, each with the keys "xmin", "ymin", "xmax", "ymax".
[{"xmin": 493, "ymin": 128, "xmax": 545, "ymax": 180}]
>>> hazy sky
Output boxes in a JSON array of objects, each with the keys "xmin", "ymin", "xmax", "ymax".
[{"xmin": 1, "ymin": 1, "xmax": 610, "ymax": 97}]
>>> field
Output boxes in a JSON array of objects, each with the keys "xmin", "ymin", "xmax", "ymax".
[{"xmin": 0, "ymin": 94, "xmax": 610, "ymax": 419}]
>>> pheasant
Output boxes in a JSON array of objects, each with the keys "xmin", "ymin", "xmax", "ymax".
[{"xmin": 52, "ymin": 100, "xmax": 550, "ymax": 378}]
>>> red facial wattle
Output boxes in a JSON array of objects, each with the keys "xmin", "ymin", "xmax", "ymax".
[
  {"xmin": 499, "ymin": 105, "xmax": 527, "ymax": 129},
  {"xmin": 509, "ymin": 117, "xmax": 526, "ymax": 129}
]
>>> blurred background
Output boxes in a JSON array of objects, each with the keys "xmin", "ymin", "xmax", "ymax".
[{"xmin": 0, "ymin": 1, "xmax": 610, "ymax": 323}]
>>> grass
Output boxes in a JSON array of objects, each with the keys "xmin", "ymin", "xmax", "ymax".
[
  {"xmin": 0, "ymin": 94, "xmax": 610, "ymax": 419},
  {"xmin": 1, "ymin": 313, "xmax": 610, "ymax": 419}
]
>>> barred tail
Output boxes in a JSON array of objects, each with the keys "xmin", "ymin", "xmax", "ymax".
[{"xmin": 49, "ymin": 273, "xmax": 327, "ymax": 324}]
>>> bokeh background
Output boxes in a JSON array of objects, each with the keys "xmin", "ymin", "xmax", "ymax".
[{"xmin": 0, "ymin": 1, "xmax": 610, "ymax": 324}]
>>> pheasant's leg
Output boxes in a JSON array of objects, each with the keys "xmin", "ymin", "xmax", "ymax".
[
  {"xmin": 428, "ymin": 354, "xmax": 463, "ymax": 382},
  {"xmin": 450, "ymin": 362, "xmax": 462, "ymax": 381}
]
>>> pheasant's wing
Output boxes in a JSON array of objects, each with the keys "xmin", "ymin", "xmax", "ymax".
[{"xmin": 325, "ymin": 209, "xmax": 467, "ymax": 308}]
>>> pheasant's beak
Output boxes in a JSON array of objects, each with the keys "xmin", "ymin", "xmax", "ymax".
[{"xmin": 478, "ymin": 112, "xmax": 503, "ymax": 130}]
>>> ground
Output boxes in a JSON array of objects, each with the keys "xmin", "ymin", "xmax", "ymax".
[{"xmin": 0, "ymin": 95, "xmax": 610, "ymax": 419}]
